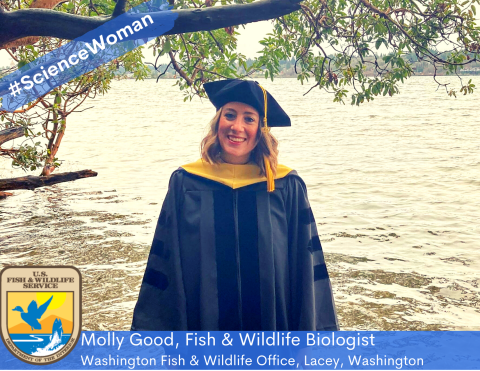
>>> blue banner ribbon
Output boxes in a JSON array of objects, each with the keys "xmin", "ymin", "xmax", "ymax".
[
  {"xmin": 0, "ymin": 0, "xmax": 177, "ymax": 112},
  {"xmin": 1, "ymin": 331, "xmax": 479, "ymax": 369}
]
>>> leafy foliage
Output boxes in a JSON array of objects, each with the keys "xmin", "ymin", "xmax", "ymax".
[{"xmin": 151, "ymin": 0, "xmax": 478, "ymax": 104}]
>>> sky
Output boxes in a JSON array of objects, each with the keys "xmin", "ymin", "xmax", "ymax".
[
  {"xmin": 0, "ymin": 21, "xmax": 273, "ymax": 67},
  {"xmin": 8, "ymin": 292, "xmax": 73, "ymax": 329}
]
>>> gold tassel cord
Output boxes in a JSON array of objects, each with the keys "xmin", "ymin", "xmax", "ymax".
[
  {"xmin": 264, "ymin": 155, "xmax": 275, "ymax": 192},
  {"xmin": 258, "ymin": 84, "xmax": 275, "ymax": 192},
  {"xmin": 259, "ymin": 84, "xmax": 268, "ymax": 128}
]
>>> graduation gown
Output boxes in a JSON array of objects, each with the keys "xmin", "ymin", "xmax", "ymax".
[{"xmin": 131, "ymin": 160, "xmax": 339, "ymax": 331}]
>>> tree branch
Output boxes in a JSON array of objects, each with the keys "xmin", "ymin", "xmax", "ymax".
[
  {"xmin": 0, "ymin": 0, "xmax": 302, "ymax": 47},
  {"xmin": 0, "ymin": 192, "xmax": 14, "ymax": 199},
  {"xmin": 0, "ymin": 169, "xmax": 98, "ymax": 191},
  {"xmin": 0, "ymin": 127, "xmax": 24, "ymax": 146},
  {"xmin": 208, "ymin": 31, "xmax": 224, "ymax": 53},
  {"xmin": 168, "ymin": 51, "xmax": 193, "ymax": 85}
]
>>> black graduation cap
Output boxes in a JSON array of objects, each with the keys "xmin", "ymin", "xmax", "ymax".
[{"xmin": 203, "ymin": 79, "xmax": 291, "ymax": 127}]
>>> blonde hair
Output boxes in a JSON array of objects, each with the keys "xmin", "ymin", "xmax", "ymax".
[{"xmin": 200, "ymin": 107, "xmax": 279, "ymax": 177}]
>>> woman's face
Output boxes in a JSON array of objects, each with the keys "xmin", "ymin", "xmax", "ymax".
[{"xmin": 217, "ymin": 102, "xmax": 260, "ymax": 164}]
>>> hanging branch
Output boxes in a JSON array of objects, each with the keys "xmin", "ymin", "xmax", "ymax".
[{"xmin": 0, "ymin": 0, "xmax": 303, "ymax": 47}]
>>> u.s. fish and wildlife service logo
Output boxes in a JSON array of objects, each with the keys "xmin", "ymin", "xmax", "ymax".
[{"xmin": 0, "ymin": 266, "xmax": 81, "ymax": 365}]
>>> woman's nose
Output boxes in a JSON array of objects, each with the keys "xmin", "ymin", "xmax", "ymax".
[{"xmin": 230, "ymin": 117, "xmax": 244, "ymax": 132}]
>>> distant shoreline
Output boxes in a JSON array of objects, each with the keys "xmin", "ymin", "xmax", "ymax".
[{"xmin": 134, "ymin": 74, "xmax": 480, "ymax": 80}]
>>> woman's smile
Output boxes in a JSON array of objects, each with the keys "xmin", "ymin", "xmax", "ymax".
[{"xmin": 227, "ymin": 135, "xmax": 246, "ymax": 143}]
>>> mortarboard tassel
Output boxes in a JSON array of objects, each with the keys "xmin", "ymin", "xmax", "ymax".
[
  {"xmin": 262, "ymin": 118, "xmax": 275, "ymax": 192},
  {"xmin": 258, "ymin": 83, "xmax": 275, "ymax": 192},
  {"xmin": 264, "ymin": 154, "xmax": 275, "ymax": 192}
]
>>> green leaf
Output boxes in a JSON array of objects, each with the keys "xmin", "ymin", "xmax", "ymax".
[
  {"xmin": 375, "ymin": 38, "xmax": 385, "ymax": 50},
  {"xmin": 163, "ymin": 39, "xmax": 172, "ymax": 53}
]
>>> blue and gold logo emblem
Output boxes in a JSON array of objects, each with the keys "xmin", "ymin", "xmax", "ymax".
[{"xmin": 0, "ymin": 266, "xmax": 81, "ymax": 365}]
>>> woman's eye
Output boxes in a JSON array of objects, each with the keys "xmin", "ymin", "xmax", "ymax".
[
  {"xmin": 245, "ymin": 117, "xmax": 255, "ymax": 123},
  {"xmin": 225, "ymin": 113, "xmax": 235, "ymax": 120}
]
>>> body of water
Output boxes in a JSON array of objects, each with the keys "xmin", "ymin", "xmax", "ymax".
[{"xmin": 1, "ymin": 77, "xmax": 479, "ymax": 330}]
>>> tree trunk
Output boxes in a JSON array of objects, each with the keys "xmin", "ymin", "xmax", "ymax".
[
  {"xmin": 41, "ymin": 97, "xmax": 65, "ymax": 176},
  {"xmin": 0, "ymin": 169, "xmax": 97, "ymax": 191},
  {"xmin": 0, "ymin": 127, "xmax": 25, "ymax": 146}
]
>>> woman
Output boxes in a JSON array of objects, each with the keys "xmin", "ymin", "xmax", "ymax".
[{"xmin": 131, "ymin": 79, "xmax": 339, "ymax": 331}]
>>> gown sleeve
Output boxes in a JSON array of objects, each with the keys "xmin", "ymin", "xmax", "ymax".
[
  {"xmin": 285, "ymin": 174, "xmax": 340, "ymax": 331},
  {"xmin": 131, "ymin": 170, "xmax": 188, "ymax": 330}
]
